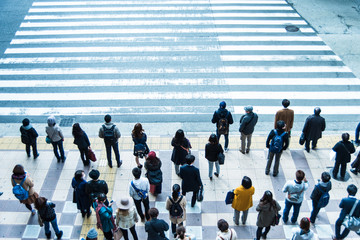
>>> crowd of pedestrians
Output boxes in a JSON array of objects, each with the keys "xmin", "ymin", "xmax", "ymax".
[{"xmin": 10, "ymin": 100, "xmax": 360, "ymax": 239}]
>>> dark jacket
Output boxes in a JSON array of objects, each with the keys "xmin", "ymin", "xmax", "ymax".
[
  {"xmin": 72, "ymin": 178, "xmax": 91, "ymax": 211},
  {"xmin": 338, "ymin": 197, "xmax": 360, "ymax": 221},
  {"xmin": 145, "ymin": 160, "xmax": 163, "ymax": 185},
  {"xmin": 145, "ymin": 218, "xmax": 169, "ymax": 240},
  {"xmin": 333, "ymin": 141, "xmax": 355, "ymax": 163},
  {"xmin": 256, "ymin": 200, "xmax": 281, "ymax": 228},
  {"xmin": 302, "ymin": 114, "xmax": 326, "ymax": 140},
  {"xmin": 85, "ymin": 180, "xmax": 108, "ymax": 200},
  {"xmin": 73, "ymin": 132, "xmax": 90, "ymax": 149},
  {"xmin": 239, "ymin": 112, "xmax": 258, "ymax": 135},
  {"xmin": 171, "ymin": 138, "xmax": 191, "ymax": 165},
  {"xmin": 205, "ymin": 143, "xmax": 223, "ymax": 162},
  {"xmin": 212, "ymin": 108, "xmax": 234, "ymax": 128},
  {"xmin": 266, "ymin": 129, "xmax": 289, "ymax": 151},
  {"xmin": 38, "ymin": 201, "xmax": 56, "ymax": 222},
  {"xmin": 179, "ymin": 164, "xmax": 202, "ymax": 192},
  {"xmin": 20, "ymin": 125, "xmax": 38, "ymax": 145},
  {"xmin": 132, "ymin": 133, "xmax": 150, "ymax": 155},
  {"xmin": 310, "ymin": 181, "xmax": 332, "ymax": 203}
]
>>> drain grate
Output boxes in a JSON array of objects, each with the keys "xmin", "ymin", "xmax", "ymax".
[
  {"xmin": 59, "ymin": 118, "xmax": 74, "ymax": 127},
  {"xmin": 285, "ymin": 25, "xmax": 300, "ymax": 32}
]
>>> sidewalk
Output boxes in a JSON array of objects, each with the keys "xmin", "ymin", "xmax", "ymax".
[{"xmin": 0, "ymin": 135, "xmax": 359, "ymax": 240}]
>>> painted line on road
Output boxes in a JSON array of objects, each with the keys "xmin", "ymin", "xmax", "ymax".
[{"xmin": 220, "ymin": 55, "xmax": 341, "ymax": 61}]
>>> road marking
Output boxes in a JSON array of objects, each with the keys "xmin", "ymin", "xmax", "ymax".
[{"xmin": 221, "ymin": 55, "xmax": 341, "ymax": 61}]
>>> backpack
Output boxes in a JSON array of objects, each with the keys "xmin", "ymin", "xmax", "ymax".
[
  {"xmin": 217, "ymin": 111, "xmax": 229, "ymax": 135},
  {"xmin": 103, "ymin": 125, "xmax": 116, "ymax": 145},
  {"xmin": 12, "ymin": 177, "xmax": 29, "ymax": 201},
  {"xmin": 225, "ymin": 189, "xmax": 234, "ymax": 205},
  {"xmin": 131, "ymin": 181, "xmax": 148, "ymax": 199},
  {"xmin": 316, "ymin": 185, "xmax": 330, "ymax": 208},
  {"xmin": 269, "ymin": 130, "xmax": 286, "ymax": 153},
  {"xmin": 21, "ymin": 129, "xmax": 30, "ymax": 144},
  {"xmin": 169, "ymin": 195, "xmax": 184, "ymax": 218}
]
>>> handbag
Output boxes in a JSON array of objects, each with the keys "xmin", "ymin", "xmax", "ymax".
[
  {"xmin": 272, "ymin": 213, "xmax": 281, "ymax": 226},
  {"xmin": 197, "ymin": 185, "xmax": 204, "ymax": 202},
  {"xmin": 113, "ymin": 227, "xmax": 123, "ymax": 240},
  {"xmin": 88, "ymin": 148, "xmax": 97, "ymax": 162},
  {"xmin": 342, "ymin": 199, "xmax": 360, "ymax": 232},
  {"xmin": 218, "ymin": 152, "xmax": 225, "ymax": 165},
  {"xmin": 299, "ymin": 133, "xmax": 305, "ymax": 145},
  {"xmin": 45, "ymin": 136, "xmax": 52, "ymax": 144},
  {"xmin": 225, "ymin": 190, "xmax": 234, "ymax": 205}
]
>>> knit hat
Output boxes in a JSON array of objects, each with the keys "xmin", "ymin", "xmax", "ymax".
[
  {"xmin": 147, "ymin": 151, "xmax": 156, "ymax": 160},
  {"xmin": 47, "ymin": 116, "xmax": 56, "ymax": 126},
  {"xmin": 219, "ymin": 101, "xmax": 226, "ymax": 109},
  {"xmin": 87, "ymin": 228, "xmax": 98, "ymax": 239},
  {"xmin": 244, "ymin": 105, "xmax": 253, "ymax": 112},
  {"xmin": 89, "ymin": 169, "xmax": 100, "ymax": 180},
  {"xmin": 117, "ymin": 197, "xmax": 133, "ymax": 210}
]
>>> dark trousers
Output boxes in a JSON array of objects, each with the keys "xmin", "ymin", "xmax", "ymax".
[
  {"xmin": 355, "ymin": 122, "xmax": 360, "ymax": 143},
  {"xmin": 105, "ymin": 142, "xmax": 120, "ymax": 167},
  {"xmin": 283, "ymin": 199, "xmax": 302, "ymax": 223},
  {"xmin": 25, "ymin": 143, "xmax": 38, "ymax": 157},
  {"xmin": 265, "ymin": 151, "xmax": 282, "ymax": 175},
  {"xmin": 256, "ymin": 226, "xmax": 270, "ymax": 240},
  {"xmin": 310, "ymin": 200, "xmax": 320, "ymax": 223},
  {"xmin": 305, "ymin": 139, "xmax": 318, "ymax": 151},
  {"xmin": 183, "ymin": 190, "xmax": 198, "ymax": 207},
  {"xmin": 335, "ymin": 217, "xmax": 350, "ymax": 239},
  {"xmin": 103, "ymin": 230, "xmax": 113, "ymax": 240},
  {"xmin": 171, "ymin": 222, "xmax": 183, "ymax": 234},
  {"xmin": 120, "ymin": 225, "xmax": 138, "ymax": 240},
  {"xmin": 78, "ymin": 147, "xmax": 90, "ymax": 165},
  {"xmin": 333, "ymin": 161, "xmax": 347, "ymax": 178},
  {"xmin": 133, "ymin": 197, "xmax": 150, "ymax": 220},
  {"xmin": 216, "ymin": 129, "xmax": 229, "ymax": 149},
  {"xmin": 51, "ymin": 140, "xmax": 65, "ymax": 161}
]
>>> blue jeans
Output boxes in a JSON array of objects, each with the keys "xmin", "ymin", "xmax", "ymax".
[
  {"xmin": 51, "ymin": 140, "xmax": 65, "ymax": 160},
  {"xmin": 310, "ymin": 200, "xmax": 321, "ymax": 223},
  {"xmin": 216, "ymin": 129, "xmax": 229, "ymax": 149},
  {"xmin": 105, "ymin": 142, "xmax": 120, "ymax": 167},
  {"xmin": 44, "ymin": 217, "xmax": 60, "ymax": 235},
  {"xmin": 208, "ymin": 160, "xmax": 220, "ymax": 178},
  {"xmin": 283, "ymin": 199, "xmax": 302, "ymax": 223}
]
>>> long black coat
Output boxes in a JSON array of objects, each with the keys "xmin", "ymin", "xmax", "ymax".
[
  {"xmin": 72, "ymin": 178, "xmax": 91, "ymax": 212},
  {"xmin": 302, "ymin": 114, "xmax": 326, "ymax": 140},
  {"xmin": 333, "ymin": 141, "xmax": 355, "ymax": 163},
  {"xmin": 179, "ymin": 164, "xmax": 202, "ymax": 192},
  {"xmin": 171, "ymin": 138, "xmax": 190, "ymax": 165}
]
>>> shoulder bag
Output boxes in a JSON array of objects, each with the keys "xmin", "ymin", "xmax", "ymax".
[{"xmin": 342, "ymin": 199, "xmax": 360, "ymax": 232}]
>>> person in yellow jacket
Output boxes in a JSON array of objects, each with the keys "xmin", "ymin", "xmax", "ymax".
[{"xmin": 232, "ymin": 176, "xmax": 255, "ymax": 225}]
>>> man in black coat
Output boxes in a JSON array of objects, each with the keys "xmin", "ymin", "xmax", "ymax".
[
  {"xmin": 302, "ymin": 107, "xmax": 326, "ymax": 152},
  {"xmin": 211, "ymin": 101, "xmax": 234, "ymax": 152},
  {"xmin": 239, "ymin": 105, "xmax": 258, "ymax": 154},
  {"xmin": 179, "ymin": 154, "xmax": 202, "ymax": 207},
  {"xmin": 20, "ymin": 118, "xmax": 39, "ymax": 159},
  {"xmin": 333, "ymin": 184, "xmax": 360, "ymax": 240},
  {"xmin": 85, "ymin": 169, "xmax": 109, "ymax": 206},
  {"xmin": 332, "ymin": 133, "xmax": 356, "ymax": 179}
]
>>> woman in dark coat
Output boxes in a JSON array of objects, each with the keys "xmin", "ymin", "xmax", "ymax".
[
  {"xmin": 20, "ymin": 118, "xmax": 39, "ymax": 159},
  {"xmin": 145, "ymin": 151, "xmax": 162, "ymax": 195},
  {"xmin": 171, "ymin": 129, "xmax": 191, "ymax": 176},
  {"xmin": 205, "ymin": 133, "xmax": 224, "ymax": 180},
  {"xmin": 72, "ymin": 123, "xmax": 91, "ymax": 166},
  {"xmin": 332, "ymin": 133, "xmax": 355, "ymax": 179},
  {"xmin": 255, "ymin": 191, "xmax": 281, "ymax": 240},
  {"xmin": 72, "ymin": 170, "xmax": 91, "ymax": 217},
  {"xmin": 35, "ymin": 197, "xmax": 63, "ymax": 239},
  {"xmin": 132, "ymin": 123, "xmax": 150, "ymax": 169}
]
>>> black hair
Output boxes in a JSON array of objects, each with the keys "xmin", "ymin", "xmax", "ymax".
[
  {"xmin": 22, "ymin": 118, "xmax": 30, "ymax": 127},
  {"xmin": 276, "ymin": 120, "xmax": 285, "ymax": 130},
  {"xmin": 321, "ymin": 172, "xmax": 331, "ymax": 183},
  {"xmin": 296, "ymin": 170, "xmax": 305, "ymax": 182},
  {"xmin": 282, "ymin": 99, "xmax": 290, "ymax": 108},
  {"xmin": 342, "ymin": 133, "xmax": 350, "ymax": 142},
  {"xmin": 347, "ymin": 184, "xmax": 358, "ymax": 196},
  {"xmin": 176, "ymin": 226, "xmax": 186, "ymax": 239},
  {"xmin": 132, "ymin": 167, "xmax": 141, "ymax": 179},
  {"xmin": 104, "ymin": 114, "xmax": 111, "ymax": 123},
  {"xmin": 242, "ymin": 176, "xmax": 252, "ymax": 189},
  {"xmin": 185, "ymin": 154, "xmax": 195, "ymax": 165},
  {"xmin": 209, "ymin": 134, "xmax": 218, "ymax": 144},
  {"xmin": 172, "ymin": 184, "xmax": 181, "ymax": 201},
  {"xmin": 97, "ymin": 193, "xmax": 106, "ymax": 202},
  {"xmin": 72, "ymin": 123, "xmax": 84, "ymax": 138},
  {"xmin": 314, "ymin": 107, "xmax": 321, "ymax": 116},
  {"xmin": 148, "ymin": 207, "xmax": 159, "ymax": 218},
  {"xmin": 217, "ymin": 219, "xmax": 229, "ymax": 232},
  {"xmin": 300, "ymin": 217, "xmax": 310, "ymax": 231},
  {"xmin": 74, "ymin": 170, "xmax": 84, "ymax": 182}
]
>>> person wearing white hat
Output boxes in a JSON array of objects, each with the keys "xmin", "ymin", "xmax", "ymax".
[{"xmin": 115, "ymin": 197, "xmax": 139, "ymax": 240}]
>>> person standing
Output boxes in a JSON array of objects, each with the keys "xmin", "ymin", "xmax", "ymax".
[
  {"xmin": 310, "ymin": 172, "xmax": 332, "ymax": 223},
  {"xmin": 129, "ymin": 167, "xmax": 150, "ymax": 221},
  {"xmin": 115, "ymin": 197, "xmax": 139, "ymax": 240},
  {"xmin": 216, "ymin": 219, "xmax": 237, "ymax": 240},
  {"xmin": 166, "ymin": 184, "xmax": 187, "ymax": 238},
  {"xmin": 332, "ymin": 133, "xmax": 355, "ymax": 179},
  {"xmin": 72, "ymin": 170, "xmax": 91, "ymax": 218},
  {"xmin": 333, "ymin": 184, "xmax": 360, "ymax": 240},
  {"xmin": 265, "ymin": 120, "xmax": 289, "ymax": 176},
  {"xmin": 302, "ymin": 107, "xmax": 326, "ymax": 152},
  {"xmin": 99, "ymin": 114, "xmax": 122, "ymax": 168},
  {"xmin": 132, "ymin": 123, "xmax": 150, "ymax": 168},
  {"xmin": 292, "ymin": 217, "xmax": 319, "ymax": 240},
  {"xmin": 211, "ymin": 101, "xmax": 234, "ymax": 152},
  {"xmin": 255, "ymin": 191, "xmax": 281, "ymax": 240},
  {"xmin": 85, "ymin": 169, "xmax": 109, "ymax": 205},
  {"xmin": 145, "ymin": 208, "xmax": 169, "ymax": 240},
  {"xmin": 94, "ymin": 193, "xmax": 116, "ymax": 240},
  {"xmin": 239, "ymin": 105, "xmax": 258, "ymax": 154},
  {"xmin": 11, "ymin": 164, "xmax": 39, "ymax": 215},
  {"xmin": 35, "ymin": 197, "xmax": 63, "ymax": 239},
  {"xmin": 232, "ymin": 176, "xmax": 255, "ymax": 225},
  {"xmin": 353, "ymin": 122, "xmax": 360, "ymax": 146},
  {"xmin": 144, "ymin": 151, "xmax": 163, "ymax": 195},
  {"xmin": 46, "ymin": 116, "xmax": 66, "ymax": 162},
  {"xmin": 20, "ymin": 118, "xmax": 39, "ymax": 159},
  {"xmin": 179, "ymin": 154, "xmax": 202, "ymax": 207},
  {"xmin": 171, "ymin": 129, "xmax": 191, "ymax": 176},
  {"xmin": 282, "ymin": 170, "xmax": 309, "ymax": 224},
  {"xmin": 205, "ymin": 134, "xmax": 224, "ymax": 180},
  {"xmin": 72, "ymin": 123, "xmax": 91, "ymax": 166},
  {"xmin": 274, "ymin": 99, "xmax": 294, "ymax": 137}
]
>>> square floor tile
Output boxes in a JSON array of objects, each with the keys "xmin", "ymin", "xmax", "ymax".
[
  {"xmin": 23, "ymin": 225, "xmax": 41, "ymax": 238},
  {"xmin": 315, "ymin": 224, "xmax": 333, "ymax": 238},
  {"xmin": 155, "ymin": 201, "xmax": 167, "ymax": 214},
  {"xmin": 58, "ymin": 225, "xmax": 73, "ymax": 239},
  {"xmin": 186, "ymin": 202, "xmax": 201, "ymax": 213},
  {"xmin": 187, "ymin": 226, "xmax": 202, "ymax": 240},
  {"xmin": 63, "ymin": 201, "xmax": 78, "ymax": 213}
]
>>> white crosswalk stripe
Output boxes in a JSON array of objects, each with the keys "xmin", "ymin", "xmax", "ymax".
[{"xmin": 0, "ymin": 0, "xmax": 359, "ymax": 123}]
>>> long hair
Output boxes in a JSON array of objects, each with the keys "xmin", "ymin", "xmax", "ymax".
[
  {"xmin": 132, "ymin": 123, "xmax": 144, "ymax": 139},
  {"xmin": 260, "ymin": 190, "xmax": 276, "ymax": 209},
  {"xmin": 172, "ymin": 184, "xmax": 181, "ymax": 201},
  {"xmin": 173, "ymin": 129, "xmax": 185, "ymax": 145},
  {"xmin": 72, "ymin": 123, "xmax": 83, "ymax": 138},
  {"xmin": 35, "ymin": 197, "xmax": 48, "ymax": 210}
]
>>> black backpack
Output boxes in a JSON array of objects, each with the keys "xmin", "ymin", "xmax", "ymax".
[
  {"xmin": 217, "ymin": 111, "xmax": 229, "ymax": 135},
  {"xmin": 21, "ymin": 128, "xmax": 30, "ymax": 144},
  {"xmin": 103, "ymin": 125, "xmax": 116, "ymax": 144},
  {"xmin": 169, "ymin": 195, "xmax": 183, "ymax": 218}
]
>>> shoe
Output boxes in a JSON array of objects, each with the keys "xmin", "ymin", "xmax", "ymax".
[
  {"xmin": 312, "ymin": 146, "xmax": 317, "ymax": 150},
  {"xmin": 265, "ymin": 171, "xmax": 269, "ymax": 175},
  {"xmin": 261, "ymin": 233, "xmax": 267, "ymax": 239},
  {"xmin": 283, "ymin": 218, "xmax": 288, "ymax": 224},
  {"xmin": 87, "ymin": 210, "xmax": 92, "ymax": 218},
  {"xmin": 174, "ymin": 233, "xmax": 177, "ymax": 238},
  {"xmin": 81, "ymin": 212, "xmax": 86, "ymax": 218},
  {"xmin": 34, "ymin": 153, "xmax": 39, "ymax": 159},
  {"xmin": 242, "ymin": 221, "xmax": 246, "ymax": 225},
  {"xmin": 57, "ymin": 158, "xmax": 61, "ymax": 163},
  {"xmin": 350, "ymin": 169, "xmax": 358, "ymax": 175},
  {"xmin": 27, "ymin": 154, "xmax": 31, "ymax": 158},
  {"xmin": 214, "ymin": 172, "xmax": 219, "ymax": 177},
  {"xmin": 61, "ymin": 157, "xmax": 66, "ymax": 162},
  {"xmin": 225, "ymin": 148, "xmax": 229, "ymax": 153},
  {"xmin": 240, "ymin": 150, "xmax": 245, "ymax": 154},
  {"xmin": 45, "ymin": 232, "xmax": 51, "ymax": 239},
  {"xmin": 176, "ymin": 173, "xmax": 180, "ymax": 177},
  {"xmin": 31, "ymin": 209, "xmax": 36, "ymax": 216},
  {"xmin": 210, "ymin": 177, "xmax": 213, "ymax": 181},
  {"xmin": 141, "ymin": 217, "xmax": 145, "ymax": 222},
  {"xmin": 191, "ymin": 203, "xmax": 195, "ymax": 207},
  {"xmin": 138, "ymin": 164, "xmax": 143, "ymax": 169},
  {"xmin": 56, "ymin": 230, "xmax": 63, "ymax": 239},
  {"xmin": 117, "ymin": 160, "xmax": 123, "ymax": 168},
  {"xmin": 273, "ymin": 173, "xmax": 278, "ymax": 177},
  {"xmin": 246, "ymin": 149, "xmax": 250, "ymax": 154},
  {"xmin": 233, "ymin": 220, "xmax": 239, "ymax": 226},
  {"xmin": 108, "ymin": 164, "xmax": 113, "ymax": 168},
  {"xmin": 305, "ymin": 148, "xmax": 310, "ymax": 153}
]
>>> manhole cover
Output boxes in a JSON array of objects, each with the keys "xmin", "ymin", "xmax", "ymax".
[
  {"xmin": 285, "ymin": 25, "xmax": 299, "ymax": 32},
  {"xmin": 59, "ymin": 118, "xmax": 74, "ymax": 127}
]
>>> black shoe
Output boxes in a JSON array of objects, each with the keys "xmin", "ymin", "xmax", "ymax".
[
  {"xmin": 45, "ymin": 232, "xmax": 51, "ymax": 239},
  {"xmin": 57, "ymin": 158, "xmax": 61, "ymax": 163},
  {"xmin": 214, "ymin": 172, "xmax": 219, "ymax": 177},
  {"xmin": 174, "ymin": 233, "xmax": 177, "ymax": 238},
  {"xmin": 61, "ymin": 157, "xmax": 66, "ymax": 162},
  {"xmin": 138, "ymin": 164, "xmax": 143, "ymax": 169},
  {"xmin": 273, "ymin": 173, "xmax": 278, "ymax": 177},
  {"xmin": 305, "ymin": 148, "xmax": 310, "ymax": 153},
  {"xmin": 350, "ymin": 169, "xmax": 358, "ymax": 175},
  {"xmin": 240, "ymin": 150, "xmax": 245, "ymax": 154},
  {"xmin": 117, "ymin": 160, "xmax": 123, "ymax": 168},
  {"xmin": 312, "ymin": 146, "xmax": 317, "ymax": 150},
  {"xmin": 210, "ymin": 177, "xmax": 213, "ymax": 181},
  {"xmin": 87, "ymin": 210, "xmax": 92, "ymax": 218},
  {"xmin": 246, "ymin": 149, "xmax": 250, "ymax": 154},
  {"xmin": 265, "ymin": 171, "xmax": 269, "ymax": 175},
  {"xmin": 261, "ymin": 233, "xmax": 267, "ymax": 239},
  {"xmin": 34, "ymin": 153, "xmax": 39, "ymax": 159},
  {"xmin": 108, "ymin": 164, "xmax": 113, "ymax": 168},
  {"xmin": 81, "ymin": 212, "xmax": 86, "ymax": 218},
  {"xmin": 56, "ymin": 230, "xmax": 63, "ymax": 239},
  {"xmin": 0, "ymin": 192, "xmax": 3, "ymax": 196},
  {"xmin": 27, "ymin": 154, "xmax": 31, "ymax": 158}
]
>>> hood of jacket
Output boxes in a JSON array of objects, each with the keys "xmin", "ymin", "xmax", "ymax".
[
  {"xmin": 103, "ymin": 122, "xmax": 115, "ymax": 129},
  {"xmin": 217, "ymin": 108, "xmax": 228, "ymax": 118},
  {"xmin": 22, "ymin": 124, "xmax": 32, "ymax": 130},
  {"xmin": 318, "ymin": 181, "xmax": 331, "ymax": 191}
]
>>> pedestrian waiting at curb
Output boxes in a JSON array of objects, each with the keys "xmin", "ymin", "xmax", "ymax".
[
  {"xmin": 212, "ymin": 101, "xmax": 234, "ymax": 152},
  {"xmin": 85, "ymin": 169, "xmax": 109, "ymax": 206},
  {"xmin": 232, "ymin": 176, "xmax": 255, "ymax": 225},
  {"xmin": 205, "ymin": 133, "xmax": 224, "ymax": 180},
  {"xmin": 310, "ymin": 172, "xmax": 331, "ymax": 223},
  {"xmin": 350, "ymin": 150, "xmax": 360, "ymax": 175},
  {"xmin": 352, "ymin": 122, "xmax": 360, "ymax": 146},
  {"xmin": 46, "ymin": 116, "xmax": 66, "ymax": 162},
  {"xmin": 72, "ymin": 170, "xmax": 91, "ymax": 218},
  {"xmin": 94, "ymin": 193, "xmax": 116, "ymax": 240},
  {"xmin": 129, "ymin": 167, "xmax": 150, "ymax": 222},
  {"xmin": 166, "ymin": 184, "xmax": 187, "ymax": 238},
  {"xmin": 292, "ymin": 217, "xmax": 319, "ymax": 240},
  {"xmin": 99, "ymin": 114, "xmax": 122, "ymax": 168},
  {"xmin": 132, "ymin": 123, "xmax": 150, "ymax": 169},
  {"xmin": 265, "ymin": 120, "xmax": 289, "ymax": 177},
  {"xmin": 216, "ymin": 219, "xmax": 237, "ymax": 240},
  {"xmin": 145, "ymin": 207, "xmax": 169, "ymax": 240},
  {"xmin": 302, "ymin": 107, "xmax": 326, "ymax": 153},
  {"xmin": 274, "ymin": 99, "xmax": 294, "ymax": 137},
  {"xmin": 115, "ymin": 197, "xmax": 139, "ymax": 240},
  {"xmin": 171, "ymin": 129, "xmax": 191, "ymax": 176},
  {"xmin": 145, "ymin": 151, "xmax": 163, "ymax": 195},
  {"xmin": 332, "ymin": 133, "xmax": 355, "ymax": 180},
  {"xmin": 239, "ymin": 105, "xmax": 258, "ymax": 154},
  {"xmin": 180, "ymin": 154, "xmax": 202, "ymax": 208},
  {"xmin": 20, "ymin": 118, "xmax": 39, "ymax": 159},
  {"xmin": 72, "ymin": 123, "xmax": 91, "ymax": 166}
]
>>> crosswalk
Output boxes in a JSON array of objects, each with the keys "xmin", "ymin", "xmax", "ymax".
[{"xmin": 0, "ymin": 0, "xmax": 359, "ymax": 124}]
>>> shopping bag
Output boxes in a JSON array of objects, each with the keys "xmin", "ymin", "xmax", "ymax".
[{"xmin": 88, "ymin": 148, "xmax": 97, "ymax": 162}]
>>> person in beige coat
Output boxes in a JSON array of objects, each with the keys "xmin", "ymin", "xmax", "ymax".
[
  {"xmin": 166, "ymin": 184, "xmax": 187, "ymax": 238},
  {"xmin": 115, "ymin": 197, "xmax": 139, "ymax": 240},
  {"xmin": 274, "ymin": 99, "xmax": 294, "ymax": 136},
  {"xmin": 11, "ymin": 164, "xmax": 38, "ymax": 215}
]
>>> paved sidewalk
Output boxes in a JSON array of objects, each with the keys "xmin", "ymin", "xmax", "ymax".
[{"xmin": 0, "ymin": 135, "xmax": 360, "ymax": 240}]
